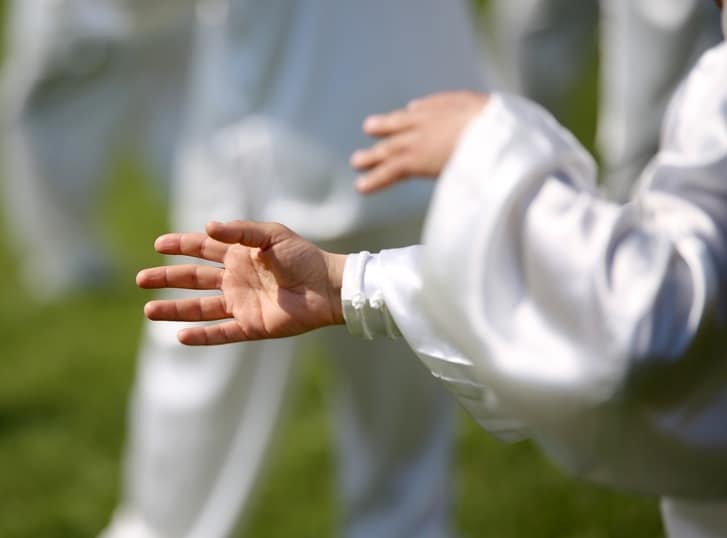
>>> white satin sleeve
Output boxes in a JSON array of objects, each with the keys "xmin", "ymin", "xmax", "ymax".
[
  {"xmin": 341, "ymin": 247, "xmax": 528, "ymax": 441},
  {"xmin": 419, "ymin": 44, "xmax": 727, "ymax": 497}
]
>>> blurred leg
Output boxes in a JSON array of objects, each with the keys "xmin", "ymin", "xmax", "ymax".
[
  {"xmin": 102, "ymin": 105, "xmax": 302, "ymax": 536},
  {"xmin": 1, "ymin": 0, "xmax": 132, "ymax": 299},
  {"xmin": 489, "ymin": 0, "xmax": 598, "ymax": 113},
  {"xmin": 597, "ymin": 0, "xmax": 722, "ymax": 201},
  {"xmin": 103, "ymin": 320, "xmax": 296, "ymax": 538},
  {"xmin": 325, "ymin": 329, "xmax": 455, "ymax": 538},
  {"xmin": 661, "ymin": 498, "xmax": 727, "ymax": 538},
  {"xmin": 321, "ymin": 221, "xmax": 456, "ymax": 538},
  {"xmin": 109, "ymin": 303, "xmax": 454, "ymax": 538},
  {"xmin": 133, "ymin": 21, "xmax": 194, "ymax": 194},
  {"xmin": 106, "ymin": 1, "xmax": 460, "ymax": 534},
  {"xmin": 1, "ymin": 0, "xmax": 194, "ymax": 300}
]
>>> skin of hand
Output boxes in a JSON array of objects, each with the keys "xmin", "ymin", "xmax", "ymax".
[
  {"xmin": 136, "ymin": 220, "xmax": 347, "ymax": 345},
  {"xmin": 350, "ymin": 91, "xmax": 489, "ymax": 194}
]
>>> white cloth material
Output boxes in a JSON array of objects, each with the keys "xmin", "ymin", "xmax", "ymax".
[
  {"xmin": 67, "ymin": 0, "xmax": 197, "ymax": 36},
  {"xmin": 173, "ymin": 0, "xmax": 483, "ymax": 242},
  {"xmin": 457, "ymin": 8, "xmax": 727, "ymax": 536},
  {"xmin": 489, "ymin": 0, "xmax": 599, "ymax": 111},
  {"xmin": 489, "ymin": 0, "xmax": 722, "ymax": 202},
  {"xmin": 1, "ymin": 0, "xmax": 194, "ymax": 299},
  {"xmin": 661, "ymin": 497, "xmax": 727, "ymax": 538},
  {"xmin": 658, "ymin": 34, "xmax": 727, "ymax": 538},
  {"xmin": 341, "ymin": 252, "xmax": 401, "ymax": 340},
  {"xmin": 342, "ymin": 248, "xmax": 528, "ymax": 443},
  {"xmin": 350, "ymin": 42, "xmax": 727, "ymax": 502},
  {"xmin": 105, "ymin": 1, "xmax": 485, "ymax": 537},
  {"xmin": 597, "ymin": 0, "xmax": 723, "ymax": 202}
]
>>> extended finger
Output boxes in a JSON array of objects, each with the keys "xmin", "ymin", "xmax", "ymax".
[
  {"xmin": 362, "ymin": 109, "xmax": 417, "ymax": 137},
  {"xmin": 355, "ymin": 158, "xmax": 412, "ymax": 194},
  {"xmin": 136, "ymin": 264, "xmax": 223, "ymax": 290},
  {"xmin": 178, "ymin": 320, "xmax": 248, "ymax": 346},
  {"xmin": 206, "ymin": 220, "xmax": 290, "ymax": 250},
  {"xmin": 154, "ymin": 233, "xmax": 228, "ymax": 263},
  {"xmin": 350, "ymin": 134, "xmax": 411, "ymax": 170},
  {"xmin": 143, "ymin": 295, "xmax": 230, "ymax": 322}
]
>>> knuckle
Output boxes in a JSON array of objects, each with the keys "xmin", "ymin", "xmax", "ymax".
[
  {"xmin": 374, "ymin": 142, "xmax": 389, "ymax": 159},
  {"xmin": 399, "ymin": 156, "xmax": 415, "ymax": 174},
  {"xmin": 400, "ymin": 134, "xmax": 416, "ymax": 152},
  {"xmin": 389, "ymin": 160, "xmax": 407, "ymax": 178},
  {"xmin": 388, "ymin": 136, "xmax": 409, "ymax": 155},
  {"xmin": 379, "ymin": 114, "xmax": 394, "ymax": 129},
  {"xmin": 391, "ymin": 111, "xmax": 406, "ymax": 127},
  {"xmin": 270, "ymin": 222, "xmax": 291, "ymax": 239}
]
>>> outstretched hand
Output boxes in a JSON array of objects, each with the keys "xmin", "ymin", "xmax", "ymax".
[
  {"xmin": 350, "ymin": 91, "xmax": 489, "ymax": 194},
  {"xmin": 137, "ymin": 221, "xmax": 346, "ymax": 345}
]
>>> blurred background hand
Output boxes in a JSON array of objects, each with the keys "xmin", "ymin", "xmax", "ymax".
[{"xmin": 351, "ymin": 91, "xmax": 489, "ymax": 193}]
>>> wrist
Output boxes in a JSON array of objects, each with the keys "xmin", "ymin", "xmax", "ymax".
[{"xmin": 325, "ymin": 252, "xmax": 346, "ymax": 325}]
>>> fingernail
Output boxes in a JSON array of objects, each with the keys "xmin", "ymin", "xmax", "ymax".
[
  {"xmin": 154, "ymin": 235, "xmax": 172, "ymax": 250},
  {"xmin": 363, "ymin": 116, "xmax": 380, "ymax": 130}
]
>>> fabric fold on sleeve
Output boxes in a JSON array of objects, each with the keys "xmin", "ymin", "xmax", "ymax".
[
  {"xmin": 420, "ymin": 84, "xmax": 727, "ymax": 497},
  {"xmin": 341, "ymin": 245, "xmax": 528, "ymax": 441}
]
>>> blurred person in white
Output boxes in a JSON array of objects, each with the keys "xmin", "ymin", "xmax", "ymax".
[
  {"xmin": 101, "ymin": 1, "xmax": 486, "ymax": 537},
  {"xmin": 134, "ymin": 2, "xmax": 727, "ymax": 537},
  {"xmin": 490, "ymin": 0, "xmax": 722, "ymax": 201},
  {"xmin": 1, "ymin": 0, "xmax": 196, "ymax": 300}
]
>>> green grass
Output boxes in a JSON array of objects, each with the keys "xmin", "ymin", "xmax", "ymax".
[
  {"xmin": 0, "ymin": 132, "xmax": 664, "ymax": 538},
  {"xmin": 0, "ymin": 0, "xmax": 663, "ymax": 536}
]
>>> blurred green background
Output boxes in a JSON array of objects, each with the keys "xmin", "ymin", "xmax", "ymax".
[{"xmin": 0, "ymin": 0, "xmax": 664, "ymax": 536}]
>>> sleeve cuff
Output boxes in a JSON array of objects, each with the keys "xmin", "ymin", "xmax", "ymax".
[{"xmin": 341, "ymin": 251, "xmax": 401, "ymax": 340}]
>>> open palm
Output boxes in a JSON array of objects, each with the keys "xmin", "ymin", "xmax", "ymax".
[{"xmin": 137, "ymin": 221, "xmax": 346, "ymax": 345}]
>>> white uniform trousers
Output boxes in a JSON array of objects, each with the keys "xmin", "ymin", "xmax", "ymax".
[
  {"xmin": 661, "ymin": 500, "xmax": 727, "ymax": 538},
  {"xmin": 489, "ymin": 0, "xmax": 721, "ymax": 201},
  {"xmin": 1, "ymin": 0, "xmax": 193, "ymax": 299},
  {"xmin": 102, "ymin": 1, "xmax": 483, "ymax": 535}
]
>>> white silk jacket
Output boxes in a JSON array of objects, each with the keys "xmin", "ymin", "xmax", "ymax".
[{"xmin": 343, "ymin": 36, "xmax": 727, "ymax": 499}]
